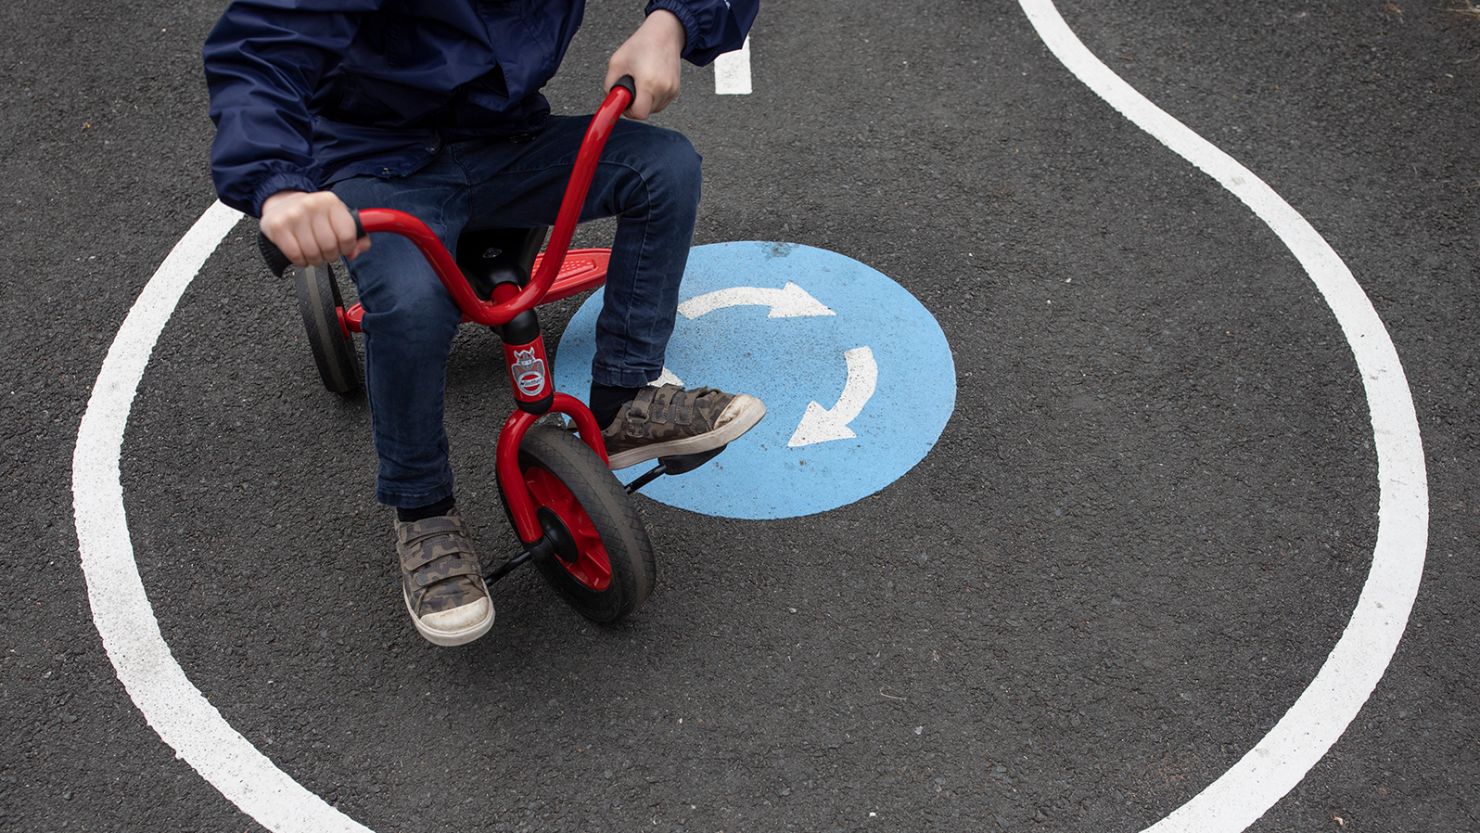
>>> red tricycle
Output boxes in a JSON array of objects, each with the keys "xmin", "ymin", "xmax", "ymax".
[{"xmin": 259, "ymin": 78, "xmax": 721, "ymax": 623}]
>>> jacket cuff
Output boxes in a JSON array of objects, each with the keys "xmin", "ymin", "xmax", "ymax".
[
  {"xmin": 250, "ymin": 170, "xmax": 321, "ymax": 219},
  {"xmin": 645, "ymin": 1, "xmax": 699, "ymax": 57}
]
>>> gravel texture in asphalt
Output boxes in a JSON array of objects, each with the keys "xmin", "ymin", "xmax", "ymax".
[{"xmin": 2, "ymin": 1, "xmax": 1476, "ymax": 831}]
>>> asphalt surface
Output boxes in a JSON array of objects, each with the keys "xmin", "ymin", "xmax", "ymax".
[{"xmin": 3, "ymin": 1, "xmax": 1477, "ymax": 831}]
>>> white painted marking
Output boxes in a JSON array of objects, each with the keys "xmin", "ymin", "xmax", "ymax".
[
  {"xmin": 654, "ymin": 366, "xmax": 684, "ymax": 387},
  {"xmin": 788, "ymin": 346, "xmax": 878, "ymax": 447},
  {"xmin": 714, "ymin": 36, "xmax": 752, "ymax": 95},
  {"xmin": 677, "ymin": 281, "xmax": 834, "ymax": 320},
  {"xmin": 70, "ymin": 8, "xmax": 1430, "ymax": 830},
  {"xmin": 71, "ymin": 201, "xmax": 373, "ymax": 832},
  {"xmin": 1018, "ymin": 3, "xmax": 1429, "ymax": 832}
]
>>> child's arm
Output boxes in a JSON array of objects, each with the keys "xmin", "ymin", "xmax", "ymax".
[
  {"xmin": 204, "ymin": 1, "xmax": 377, "ymax": 266},
  {"xmin": 604, "ymin": 0, "xmax": 760, "ymax": 119}
]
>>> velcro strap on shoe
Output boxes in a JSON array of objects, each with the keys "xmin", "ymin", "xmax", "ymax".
[
  {"xmin": 613, "ymin": 384, "xmax": 728, "ymax": 437},
  {"xmin": 625, "ymin": 388, "xmax": 655, "ymax": 424},
  {"xmin": 671, "ymin": 391, "xmax": 695, "ymax": 426},
  {"xmin": 400, "ymin": 534, "xmax": 476, "ymax": 573},
  {"xmin": 409, "ymin": 553, "xmax": 483, "ymax": 588},
  {"xmin": 648, "ymin": 385, "xmax": 686, "ymax": 427},
  {"xmin": 397, "ymin": 514, "xmax": 467, "ymax": 548}
]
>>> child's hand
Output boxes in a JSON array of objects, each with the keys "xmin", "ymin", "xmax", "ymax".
[
  {"xmin": 260, "ymin": 190, "xmax": 370, "ymax": 267},
  {"xmin": 605, "ymin": 10, "xmax": 686, "ymax": 120}
]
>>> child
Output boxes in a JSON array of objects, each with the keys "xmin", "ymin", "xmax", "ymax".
[{"xmin": 204, "ymin": 0, "xmax": 763, "ymax": 646}]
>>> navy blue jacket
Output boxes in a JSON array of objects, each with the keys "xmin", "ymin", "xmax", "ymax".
[{"xmin": 204, "ymin": 0, "xmax": 757, "ymax": 216}]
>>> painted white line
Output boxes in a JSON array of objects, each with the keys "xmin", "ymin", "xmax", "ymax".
[
  {"xmin": 714, "ymin": 36, "xmax": 752, "ymax": 95},
  {"xmin": 789, "ymin": 346, "xmax": 878, "ymax": 447},
  {"xmin": 1017, "ymin": 2, "xmax": 1429, "ymax": 831},
  {"xmin": 71, "ymin": 10, "xmax": 1427, "ymax": 830},
  {"xmin": 71, "ymin": 201, "xmax": 373, "ymax": 833},
  {"xmin": 678, "ymin": 281, "xmax": 834, "ymax": 319}
]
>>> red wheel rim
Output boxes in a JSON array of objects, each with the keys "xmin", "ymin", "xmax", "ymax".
[{"xmin": 523, "ymin": 465, "xmax": 613, "ymax": 592}]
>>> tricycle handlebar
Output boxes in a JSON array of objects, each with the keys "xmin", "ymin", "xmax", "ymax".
[{"xmin": 259, "ymin": 76, "xmax": 636, "ymax": 327}]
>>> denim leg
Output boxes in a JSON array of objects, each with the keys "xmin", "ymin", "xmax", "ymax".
[
  {"xmin": 332, "ymin": 168, "xmax": 470, "ymax": 508},
  {"xmin": 589, "ymin": 124, "xmax": 701, "ymax": 388},
  {"xmin": 453, "ymin": 118, "xmax": 702, "ymax": 388}
]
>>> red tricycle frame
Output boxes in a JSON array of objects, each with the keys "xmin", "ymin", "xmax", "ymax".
[{"xmin": 344, "ymin": 79, "xmax": 635, "ymax": 548}]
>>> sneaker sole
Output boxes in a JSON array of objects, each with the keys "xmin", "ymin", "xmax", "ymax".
[
  {"xmin": 607, "ymin": 394, "xmax": 767, "ymax": 470},
  {"xmin": 402, "ymin": 587, "xmax": 495, "ymax": 647}
]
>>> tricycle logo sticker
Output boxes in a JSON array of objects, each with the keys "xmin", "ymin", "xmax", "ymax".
[
  {"xmin": 512, "ymin": 348, "xmax": 547, "ymax": 397},
  {"xmin": 556, "ymin": 241, "xmax": 958, "ymax": 520}
]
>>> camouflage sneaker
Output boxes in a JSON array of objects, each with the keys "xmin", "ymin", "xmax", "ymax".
[
  {"xmin": 602, "ymin": 384, "xmax": 766, "ymax": 469},
  {"xmin": 394, "ymin": 510, "xmax": 494, "ymax": 647}
]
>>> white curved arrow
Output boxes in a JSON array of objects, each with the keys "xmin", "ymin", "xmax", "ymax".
[
  {"xmin": 788, "ymin": 347, "xmax": 877, "ymax": 447},
  {"xmin": 678, "ymin": 282, "xmax": 835, "ymax": 320}
]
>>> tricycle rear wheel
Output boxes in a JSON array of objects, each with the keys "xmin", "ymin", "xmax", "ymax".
[{"xmin": 294, "ymin": 264, "xmax": 362, "ymax": 396}]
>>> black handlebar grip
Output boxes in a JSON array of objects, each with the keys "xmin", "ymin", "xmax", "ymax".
[
  {"xmin": 611, "ymin": 74, "xmax": 636, "ymax": 100},
  {"xmin": 257, "ymin": 229, "xmax": 293, "ymax": 277},
  {"xmin": 256, "ymin": 209, "xmax": 366, "ymax": 277}
]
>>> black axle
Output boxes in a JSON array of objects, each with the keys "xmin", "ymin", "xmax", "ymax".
[
  {"xmin": 486, "ymin": 535, "xmax": 554, "ymax": 584},
  {"xmin": 486, "ymin": 505, "xmax": 583, "ymax": 584},
  {"xmin": 624, "ymin": 463, "xmax": 668, "ymax": 494}
]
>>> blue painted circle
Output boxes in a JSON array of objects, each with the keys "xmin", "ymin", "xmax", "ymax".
[{"xmin": 555, "ymin": 241, "xmax": 956, "ymax": 519}]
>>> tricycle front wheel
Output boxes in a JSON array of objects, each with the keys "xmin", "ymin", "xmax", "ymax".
[{"xmin": 508, "ymin": 426, "xmax": 655, "ymax": 622}]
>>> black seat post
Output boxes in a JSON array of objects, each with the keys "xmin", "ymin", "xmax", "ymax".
[
  {"xmin": 457, "ymin": 227, "xmax": 555, "ymax": 413},
  {"xmin": 455, "ymin": 226, "xmax": 549, "ymax": 301}
]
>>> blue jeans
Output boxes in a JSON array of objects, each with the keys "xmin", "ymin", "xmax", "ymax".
[{"xmin": 331, "ymin": 117, "xmax": 701, "ymax": 508}]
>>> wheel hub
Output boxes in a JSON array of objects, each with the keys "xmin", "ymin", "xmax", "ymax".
[{"xmin": 537, "ymin": 506, "xmax": 580, "ymax": 565}]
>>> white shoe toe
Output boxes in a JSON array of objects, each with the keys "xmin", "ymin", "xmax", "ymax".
[
  {"xmin": 405, "ymin": 591, "xmax": 494, "ymax": 647},
  {"xmin": 422, "ymin": 597, "xmax": 492, "ymax": 632}
]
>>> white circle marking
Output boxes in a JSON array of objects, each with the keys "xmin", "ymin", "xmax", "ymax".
[{"xmin": 1020, "ymin": 3, "xmax": 1428, "ymax": 830}]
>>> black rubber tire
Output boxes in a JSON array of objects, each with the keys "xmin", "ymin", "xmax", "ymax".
[
  {"xmin": 294, "ymin": 264, "xmax": 363, "ymax": 396},
  {"xmin": 506, "ymin": 426, "xmax": 656, "ymax": 623}
]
